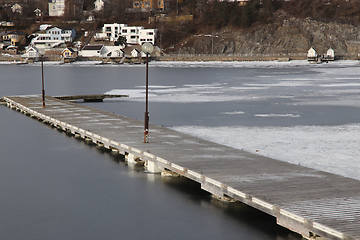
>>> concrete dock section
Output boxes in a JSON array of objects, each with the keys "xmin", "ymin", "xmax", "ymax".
[{"xmin": 3, "ymin": 94, "xmax": 360, "ymax": 240}]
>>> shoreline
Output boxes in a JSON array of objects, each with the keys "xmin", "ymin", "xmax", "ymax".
[
  {"xmin": 0, "ymin": 54, "xmax": 359, "ymax": 63},
  {"xmin": 0, "ymin": 54, "xmax": 359, "ymax": 64}
]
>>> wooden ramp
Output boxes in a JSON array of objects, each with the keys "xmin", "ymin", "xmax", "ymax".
[{"xmin": 3, "ymin": 95, "xmax": 360, "ymax": 240}]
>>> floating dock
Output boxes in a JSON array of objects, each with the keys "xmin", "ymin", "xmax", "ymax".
[
  {"xmin": 3, "ymin": 95, "xmax": 360, "ymax": 240},
  {"xmin": 54, "ymin": 94, "xmax": 128, "ymax": 102}
]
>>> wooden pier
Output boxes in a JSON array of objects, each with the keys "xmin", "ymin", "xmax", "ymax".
[{"xmin": 3, "ymin": 95, "xmax": 360, "ymax": 240}]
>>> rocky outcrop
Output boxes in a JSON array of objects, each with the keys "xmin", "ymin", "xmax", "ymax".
[{"xmin": 168, "ymin": 16, "xmax": 360, "ymax": 57}]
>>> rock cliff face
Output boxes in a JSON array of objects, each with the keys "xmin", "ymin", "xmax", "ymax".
[{"xmin": 168, "ymin": 15, "xmax": 360, "ymax": 57}]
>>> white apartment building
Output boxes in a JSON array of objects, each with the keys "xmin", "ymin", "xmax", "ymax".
[{"xmin": 94, "ymin": 23, "xmax": 157, "ymax": 45}]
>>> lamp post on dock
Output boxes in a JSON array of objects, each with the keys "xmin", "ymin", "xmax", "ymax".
[
  {"xmin": 142, "ymin": 42, "xmax": 154, "ymax": 143},
  {"xmin": 41, "ymin": 54, "xmax": 45, "ymax": 108}
]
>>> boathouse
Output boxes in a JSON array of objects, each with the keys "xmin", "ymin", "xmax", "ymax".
[
  {"xmin": 22, "ymin": 46, "xmax": 40, "ymax": 58},
  {"xmin": 324, "ymin": 47, "xmax": 335, "ymax": 61},
  {"xmin": 61, "ymin": 47, "xmax": 77, "ymax": 58},
  {"xmin": 79, "ymin": 44, "xmax": 106, "ymax": 57},
  {"xmin": 307, "ymin": 47, "xmax": 317, "ymax": 61}
]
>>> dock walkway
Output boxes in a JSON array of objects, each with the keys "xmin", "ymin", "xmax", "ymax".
[{"xmin": 3, "ymin": 95, "xmax": 360, "ymax": 240}]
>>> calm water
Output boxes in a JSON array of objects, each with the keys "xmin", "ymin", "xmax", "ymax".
[{"xmin": 2, "ymin": 61, "xmax": 359, "ymax": 240}]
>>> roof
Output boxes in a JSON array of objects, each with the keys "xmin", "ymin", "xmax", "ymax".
[
  {"xmin": 60, "ymin": 26, "xmax": 76, "ymax": 31},
  {"xmin": 62, "ymin": 47, "xmax": 76, "ymax": 53},
  {"xmin": 82, "ymin": 45, "xmax": 103, "ymax": 51},
  {"xmin": 8, "ymin": 31, "xmax": 26, "ymax": 35},
  {"xmin": 0, "ymin": 31, "xmax": 26, "ymax": 36},
  {"xmin": 123, "ymin": 45, "xmax": 142, "ymax": 55},
  {"xmin": 26, "ymin": 46, "xmax": 39, "ymax": 52},
  {"xmin": 46, "ymin": 26, "xmax": 62, "ymax": 30}
]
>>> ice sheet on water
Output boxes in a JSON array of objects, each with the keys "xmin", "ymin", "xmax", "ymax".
[{"xmin": 171, "ymin": 124, "xmax": 360, "ymax": 181}]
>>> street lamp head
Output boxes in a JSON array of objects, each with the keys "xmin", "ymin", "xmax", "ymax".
[{"xmin": 142, "ymin": 42, "xmax": 154, "ymax": 55}]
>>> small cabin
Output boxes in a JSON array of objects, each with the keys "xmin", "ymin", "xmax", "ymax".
[
  {"xmin": 307, "ymin": 47, "xmax": 317, "ymax": 61},
  {"xmin": 61, "ymin": 47, "xmax": 77, "ymax": 58},
  {"xmin": 324, "ymin": 47, "xmax": 335, "ymax": 61},
  {"xmin": 22, "ymin": 46, "xmax": 40, "ymax": 58},
  {"xmin": 130, "ymin": 48, "xmax": 140, "ymax": 58},
  {"xmin": 113, "ymin": 49, "xmax": 125, "ymax": 58}
]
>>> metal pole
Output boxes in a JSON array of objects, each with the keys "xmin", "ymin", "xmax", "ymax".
[
  {"xmin": 144, "ymin": 53, "xmax": 149, "ymax": 143},
  {"xmin": 41, "ymin": 55, "xmax": 45, "ymax": 108}
]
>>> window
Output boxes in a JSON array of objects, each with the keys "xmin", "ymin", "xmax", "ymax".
[
  {"xmin": 147, "ymin": 32, "xmax": 153, "ymax": 35},
  {"xmin": 130, "ymin": 29, "xmax": 135, "ymax": 33},
  {"xmin": 130, "ymin": 36, "xmax": 136, "ymax": 39},
  {"xmin": 122, "ymin": 29, "xmax": 127, "ymax": 33},
  {"xmin": 105, "ymin": 27, "xmax": 111, "ymax": 31}
]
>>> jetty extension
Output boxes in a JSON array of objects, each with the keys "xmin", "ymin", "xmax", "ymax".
[{"xmin": 3, "ymin": 95, "xmax": 360, "ymax": 240}]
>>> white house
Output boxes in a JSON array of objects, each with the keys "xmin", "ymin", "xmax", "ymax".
[
  {"xmin": 130, "ymin": 48, "xmax": 140, "ymax": 57},
  {"xmin": 79, "ymin": 45, "xmax": 107, "ymax": 57},
  {"xmin": 326, "ymin": 47, "xmax": 335, "ymax": 60},
  {"xmin": 11, "ymin": 3, "xmax": 22, "ymax": 14},
  {"xmin": 94, "ymin": 0, "xmax": 106, "ymax": 11},
  {"xmin": 22, "ymin": 46, "xmax": 40, "ymax": 58},
  {"xmin": 48, "ymin": 0, "xmax": 65, "ymax": 16},
  {"xmin": 103, "ymin": 46, "xmax": 125, "ymax": 57},
  {"xmin": 95, "ymin": 23, "xmax": 157, "ymax": 45},
  {"xmin": 34, "ymin": 8, "xmax": 42, "ymax": 17},
  {"xmin": 31, "ymin": 26, "xmax": 76, "ymax": 49},
  {"xmin": 307, "ymin": 47, "xmax": 317, "ymax": 60}
]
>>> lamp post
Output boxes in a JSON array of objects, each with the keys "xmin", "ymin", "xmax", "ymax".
[
  {"xmin": 40, "ymin": 53, "xmax": 45, "ymax": 108},
  {"xmin": 142, "ymin": 42, "xmax": 154, "ymax": 143}
]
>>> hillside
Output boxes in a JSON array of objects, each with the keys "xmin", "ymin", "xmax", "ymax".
[{"xmin": 164, "ymin": 11, "xmax": 360, "ymax": 57}]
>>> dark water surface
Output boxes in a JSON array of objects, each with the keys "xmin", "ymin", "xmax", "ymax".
[{"xmin": 3, "ymin": 61, "xmax": 358, "ymax": 239}]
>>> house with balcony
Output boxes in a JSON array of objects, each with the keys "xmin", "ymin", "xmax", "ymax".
[{"xmin": 30, "ymin": 26, "xmax": 76, "ymax": 49}]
